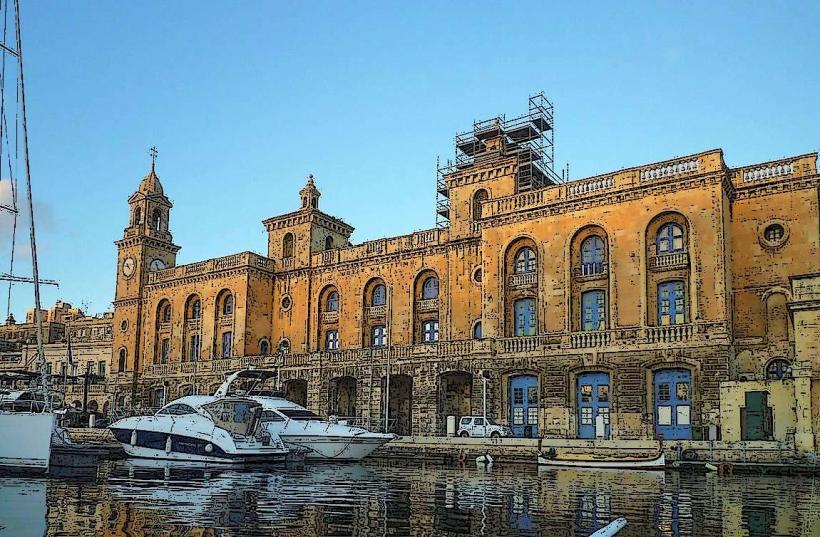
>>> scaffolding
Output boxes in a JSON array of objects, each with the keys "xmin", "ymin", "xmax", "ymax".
[{"xmin": 436, "ymin": 92, "xmax": 561, "ymax": 228}]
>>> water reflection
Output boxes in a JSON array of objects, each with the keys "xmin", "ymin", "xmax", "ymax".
[{"xmin": 0, "ymin": 460, "xmax": 817, "ymax": 536}]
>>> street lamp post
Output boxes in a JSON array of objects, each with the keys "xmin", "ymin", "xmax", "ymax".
[{"xmin": 480, "ymin": 369, "xmax": 490, "ymax": 438}]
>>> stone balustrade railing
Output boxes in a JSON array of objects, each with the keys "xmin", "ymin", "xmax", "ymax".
[
  {"xmin": 320, "ymin": 311, "xmax": 339, "ymax": 324},
  {"xmin": 742, "ymin": 162, "xmax": 794, "ymax": 183},
  {"xmin": 185, "ymin": 319, "xmax": 201, "ymax": 331},
  {"xmin": 645, "ymin": 324, "xmax": 695, "ymax": 344},
  {"xmin": 573, "ymin": 264, "xmax": 608, "ymax": 278},
  {"xmin": 148, "ymin": 252, "xmax": 273, "ymax": 284},
  {"xmin": 415, "ymin": 299, "xmax": 440, "ymax": 312},
  {"xmin": 640, "ymin": 159, "xmax": 699, "ymax": 182},
  {"xmin": 566, "ymin": 176, "xmax": 614, "ymax": 197},
  {"xmin": 366, "ymin": 305, "xmax": 387, "ymax": 319},
  {"xmin": 508, "ymin": 273, "xmax": 538, "ymax": 288},
  {"xmin": 570, "ymin": 330, "xmax": 615, "ymax": 348},
  {"xmin": 649, "ymin": 252, "xmax": 690, "ymax": 270}
]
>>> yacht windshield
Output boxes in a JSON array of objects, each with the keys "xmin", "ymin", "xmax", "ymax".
[
  {"xmin": 279, "ymin": 408, "xmax": 320, "ymax": 421},
  {"xmin": 203, "ymin": 399, "xmax": 262, "ymax": 437}
]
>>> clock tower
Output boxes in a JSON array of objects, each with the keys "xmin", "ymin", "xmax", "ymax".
[{"xmin": 113, "ymin": 156, "xmax": 180, "ymax": 398}]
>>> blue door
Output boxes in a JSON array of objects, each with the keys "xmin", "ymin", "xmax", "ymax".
[
  {"xmin": 658, "ymin": 281, "xmax": 686, "ymax": 325},
  {"xmin": 654, "ymin": 369, "xmax": 692, "ymax": 440},
  {"xmin": 577, "ymin": 372, "xmax": 610, "ymax": 439},
  {"xmin": 514, "ymin": 299, "xmax": 536, "ymax": 336},
  {"xmin": 581, "ymin": 290, "xmax": 606, "ymax": 331},
  {"xmin": 509, "ymin": 375, "xmax": 538, "ymax": 437}
]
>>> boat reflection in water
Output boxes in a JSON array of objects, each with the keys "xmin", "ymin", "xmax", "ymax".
[{"xmin": 2, "ymin": 459, "xmax": 816, "ymax": 537}]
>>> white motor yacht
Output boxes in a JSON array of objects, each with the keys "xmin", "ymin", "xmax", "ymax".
[
  {"xmin": 213, "ymin": 370, "xmax": 396, "ymax": 461},
  {"xmin": 109, "ymin": 395, "xmax": 291, "ymax": 464}
]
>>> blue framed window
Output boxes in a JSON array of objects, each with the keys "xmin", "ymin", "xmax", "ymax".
[
  {"xmin": 580, "ymin": 236, "xmax": 605, "ymax": 275},
  {"xmin": 326, "ymin": 330, "xmax": 339, "ymax": 351},
  {"xmin": 160, "ymin": 338, "xmax": 170, "ymax": 363},
  {"xmin": 161, "ymin": 304, "xmax": 171, "ymax": 322},
  {"xmin": 422, "ymin": 320, "xmax": 439, "ymax": 343},
  {"xmin": 581, "ymin": 290, "xmax": 606, "ymax": 331},
  {"xmin": 472, "ymin": 321, "xmax": 482, "ymax": 339},
  {"xmin": 657, "ymin": 223, "xmax": 684, "ymax": 254},
  {"xmin": 188, "ymin": 334, "xmax": 200, "ymax": 362},
  {"xmin": 326, "ymin": 291, "xmax": 339, "ymax": 312},
  {"xmin": 515, "ymin": 248, "xmax": 536, "ymax": 274},
  {"xmin": 422, "ymin": 277, "xmax": 439, "ymax": 299},
  {"xmin": 371, "ymin": 325, "xmax": 387, "ymax": 347},
  {"xmin": 514, "ymin": 298, "xmax": 536, "ymax": 336},
  {"xmin": 372, "ymin": 285, "xmax": 387, "ymax": 306},
  {"xmin": 658, "ymin": 281, "xmax": 686, "ymax": 325},
  {"xmin": 222, "ymin": 294, "xmax": 234, "ymax": 316},
  {"xmin": 221, "ymin": 332, "xmax": 232, "ymax": 358}
]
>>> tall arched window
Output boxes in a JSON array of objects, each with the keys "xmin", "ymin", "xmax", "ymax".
[
  {"xmin": 326, "ymin": 291, "xmax": 339, "ymax": 312},
  {"xmin": 118, "ymin": 348, "xmax": 127, "ymax": 372},
  {"xmin": 325, "ymin": 236, "xmax": 334, "ymax": 250},
  {"xmin": 152, "ymin": 208, "xmax": 162, "ymax": 231},
  {"xmin": 514, "ymin": 298, "xmax": 536, "ymax": 336},
  {"xmin": 657, "ymin": 223, "xmax": 684, "ymax": 254},
  {"xmin": 422, "ymin": 277, "xmax": 439, "ymax": 299},
  {"xmin": 515, "ymin": 247, "xmax": 536, "ymax": 274},
  {"xmin": 259, "ymin": 339, "xmax": 270, "ymax": 355},
  {"xmin": 283, "ymin": 233, "xmax": 294, "ymax": 258},
  {"xmin": 472, "ymin": 189, "xmax": 489, "ymax": 220},
  {"xmin": 472, "ymin": 321, "xmax": 483, "ymax": 339},
  {"xmin": 133, "ymin": 207, "xmax": 142, "ymax": 226},
  {"xmin": 580, "ymin": 236, "xmax": 605, "ymax": 275},
  {"xmin": 222, "ymin": 294, "xmax": 234, "ymax": 316},
  {"xmin": 372, "ymin": 284, "xmax": 387, "ymax": 306},
  {"xmin": 185, "ymin": 295, "xmax": 202, "ymax": 320},
  {"xmin": 658, "ymin": 281, "xmax": 686, "ymax": 325}
]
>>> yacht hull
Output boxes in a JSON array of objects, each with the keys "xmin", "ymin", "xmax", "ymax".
[
  {"xmin": 281, "ymin": 433, "xmax": 393, "ymax": 461},
  {"xmin": 0, "ymin": 412, "xmax": 56, "ymax": 473}
]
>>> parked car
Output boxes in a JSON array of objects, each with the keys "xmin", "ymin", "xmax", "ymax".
[{"xmin": 457, "ymin": 416, "xmax": 512, "ymax": 438}]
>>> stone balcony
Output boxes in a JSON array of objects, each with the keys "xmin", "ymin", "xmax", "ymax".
[
  {"xmin": 572, "ymin": 264, "xmax": 608, "ymax": 279},
  {"xmin": 148, "ymin": 251, "xmax": 273, "ymax": 284},
  {"xmin": 648, "ymin": 252, "xmax": 689, "ymax": 271},
  {"xmin": 507, "ymin": 273, "xmax": 537, "ymax": 289},
  {"xmin": 366, "ymin": 305, "xmax": 387, "ymax": 319},
  {"xmin": 321, "ymin": 311, "xmax": 339, "ymax": 324},
  {"xmin": 415, "ymin": 298, "xmax": 440, "ymax": 313},
  {"xmin": 158, "ymin": 321, "xmax": 172, "ymax": 333},
  {"xmin": 185, "ymin": 319, "xmax": 201, "ymax": 331},
  {"xmin": 216, "ymin": 315, "xmax": 234, "ymax": 328}
]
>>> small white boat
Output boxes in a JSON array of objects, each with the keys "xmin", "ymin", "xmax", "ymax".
[
  {"xmin": 537, "ymin": 448, "xmax": 665, "ymax": 470},
  {"xmin": 215, "ymin": 370, "xmax": 397, "ymax": 461},
  {"xmin": 109, "ymin": 396, "xmax": 290, "ymax": 464}
]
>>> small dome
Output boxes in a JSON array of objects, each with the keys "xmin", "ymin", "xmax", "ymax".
[{"xmin": 138, "ymin": 168, "xmax": 164, "ymax": 195}]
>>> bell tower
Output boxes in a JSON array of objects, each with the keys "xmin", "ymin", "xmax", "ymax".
[{"xmin": 112, "ymin": 149, "xmax": 180, "ymax": 395}]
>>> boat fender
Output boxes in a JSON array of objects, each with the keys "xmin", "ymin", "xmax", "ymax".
[
  {"xmin": 681, "ymin": 449, "xmax": 698, "ymax": 462},
  {"xmin": 705, "ymin": 463, "xmax": 718, "ymax": 472},
  {"xmin": 165, "ymin": 435, "xmax": 172, "ymax": 453},
  {"xmin": 205, "ymin": 443, "xmax": 214, "ymax": 454},
  {"xmin": 130, "ymin": 430, "xmax": 137, "ymax": 445}
]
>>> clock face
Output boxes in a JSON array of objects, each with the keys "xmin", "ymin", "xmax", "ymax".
[
  {"xmin": 122, "ymin": 257, "xmax": 136, "ymax": 278},
  {"xmin": 149, "ymin": 258, "xmax": 167, "ymax": 272}
]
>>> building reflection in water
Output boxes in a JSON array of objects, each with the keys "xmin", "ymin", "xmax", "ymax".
[{"xmin": 0, "ymin": 459, "xmax": 813, "ymax": 537}]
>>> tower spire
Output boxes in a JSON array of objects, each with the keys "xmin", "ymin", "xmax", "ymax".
[{"xmin": 149, "ymin": 146, "xmax": 158, "ymax": 173}]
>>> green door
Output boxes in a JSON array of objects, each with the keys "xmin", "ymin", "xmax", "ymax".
[{"xmin": 742, "ymin": 391, "xmax": 772, "ymax": 441}]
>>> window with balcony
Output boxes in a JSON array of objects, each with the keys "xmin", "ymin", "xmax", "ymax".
[
  {"xmin": 582, "ymin": 290, "xmax": 606, "ymax": 331},
  {"xmin": 658, "ymin": 281, "xmax": 686, "ymax": 325},
  {"xmin": 422, "ymin": 320, "xmax": 439, "ymax": 343},
  {"xmin": 221, "ymin": 332, "xmax": 232, "ymax": 358},
  {"xmin": 188, "ymin": 334, "xmax": 201, "ymax": 362},
  {"xmin": 657, "ymin": 223, "xmax": 684, "ymax": 254},
  {"xmin": 514, "ymin": 298, "xmax": 536, "ymax": 336},
  {"xmin": 422, "ymin": 277, "xmax": 439, "ymax": 299},
  {"xmin": 326, "ymin": 330, "xmax": 339, "ymax": 351},
  {"xmin": 580, "ymin": 236, "xmax": 605, "ymax": 276},
  {"xmin": 371, "ymin": 325, "xmax": 387, "ymax": 347},
  {"xmin": 515, "ymin": 247, "xmax": 536, "ymax": 274}
]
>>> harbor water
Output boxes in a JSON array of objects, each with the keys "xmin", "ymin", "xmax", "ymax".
[{"xmin": 0, "ymin": 460, "xmax": 818, "ymax": 536}]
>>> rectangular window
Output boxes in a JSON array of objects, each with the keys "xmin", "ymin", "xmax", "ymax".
[
  {"xmin": 514, "ymin": 298, "xmax": 536, "ymax": 337},
  {"xmin": 658, "ymin": 405, "xmax": 672, "ymax": 425},
  {"xmin": 221, "ymin": 332, "xmax": 233, "ymax": 358},
  {"xmin": 513, "ymin": 407, "xmax": 524, "ymax": 425},
  {"xmin": 599, "ymin": 407, "xmax": 610, "ymax": 425},
  {"xmin": 677, "ymin": 405, "xmax": 690, "ymax": 426},
  {"xmin": 527, "ymin": 386, "xmax": 538, "ymax": 404},
  {"xmin": 527, "ymin": 407, "xmax": 538, "ymax": 425},
  {"xmin": 581, "ymin": 407, "xmax": 593, "ymax": 425},
  {"xmin": 326, "ymin": 330, "xmax": 339, "ymax": 351},
  {"xmin": 658, "ymin": 281, "xmax": 686, "ymax": 326},
  {"xmin": 582, "ymin": 290, "xmax": 606, "ymax": 331},
  {"xmin": 598, "ymin": 385, "xmax": 609, "ymax": 402},
  {"xmin": 658, "ymin": 383, "xmax": 670, "ymax": 401},
  {"xmin": 161, "ymin": 338, "xmax": 170, "ymax": 363},
  {"xmin": 474, "ymin": 417, "xmax": 485, "ymax": 426},
  {"xmin": 371, "ymin": 325, "xmax": 387, "ymax": 347},
  {"xmin": 422, "ymin": 320, "xmax": 439, "ymax": 343},
  {"xmin": 98, "ymin": 361, "xmax": 106, "ymax": 377},
  {"xmin": 580, "ymin": 384, "xmax": 593, "ymax": 403},
  {"xmin": 676, "ymin": 382, "xmax": 690, "ymax": 401},
  {"xmin": 513, "ymin": 387, "xmax": 523, "ymax": 405},
  {"xmin": 189, "ymin": 334, "xmax": 201, "ymax": 362}
]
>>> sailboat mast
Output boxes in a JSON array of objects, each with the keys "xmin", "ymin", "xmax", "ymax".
[{"xmin": 13, "ymin": 0, "xmax": 47, "ymax": 393}]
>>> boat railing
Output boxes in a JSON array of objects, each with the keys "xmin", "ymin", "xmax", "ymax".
[{"xmin": 327, "ymin": 415, "xmax": 397, "ymax": 433}]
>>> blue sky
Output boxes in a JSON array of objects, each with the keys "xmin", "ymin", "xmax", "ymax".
[{"xmin": 1, "ymin": 1, "xmax": 818, "ymax": 320}]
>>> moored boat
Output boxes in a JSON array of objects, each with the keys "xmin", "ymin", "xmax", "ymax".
[
  {"xmin": 109, "ymin": 396, "xmax": 292, "ymax": 464},
  {"xmin": 537, "ymin": 447, "xmax": 665, "ymax": 470}
]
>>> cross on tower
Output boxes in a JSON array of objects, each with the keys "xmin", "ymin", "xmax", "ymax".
[{"xmin": 149, "ymin": 146, "xmax": 158, "ymax": 171}]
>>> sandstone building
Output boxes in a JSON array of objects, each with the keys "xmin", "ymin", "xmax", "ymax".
[{"xmin": 4, "ymin": 96, "xmax": 818, "ymax": 447}]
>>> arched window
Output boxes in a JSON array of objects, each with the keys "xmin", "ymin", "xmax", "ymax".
[
  {"xmin": 581, "ymin": 290, "xmax": 606, "ymax": 331},
  {"xmin": 422, "ymin": 277, "xmax": 439, "ymax": 299},
  {"xmin": 191, "ymin": 299, "xmax": 201, "ymax": 319},
  {"xmin": 514, "ymin": 298, "xmax": 536, "ymax": 336},
  {"xmin": 580, "ymin": 236, "xmax": 605, "ymax": 275},
  {"xmin": 118, "ymin": 349, "xmax": 126, "ymax": 372},
  {"xmin": 472, "ymin": 189, "xmax": 489, "ymax": 220},
  {"xmin": 325, "ymin": 236, "xmax": 334, "ymax": 250},
  {"xmin": 657, "ymin": 223, "xmax": 684, "ymax": 254},
  {"xmin": 766, "ymin": 359, "xmax": 792, "ymax": 380},
  {"xmin": 133, "ymin": 207, "xmax": 142, "ymax": 226},
  {"xmin": 472, "ymin": 321, "xmax": 483, "ymax": 339},
  {"xmin": 515, "ymin": 247, "xmax": 536, "ymax": 274},
  {"xmin": 222, "ymin": 294, "xmax": 234, "ymax": 316},
  {"xmin": 278, "ymin": 339, "xmax": 290, "ymax": 354},
  {"xmin": 283, "ymin": 233, "xmax": 294, "ymax": 258},
  {"xmin": 161, "ymin": 303, "xmax": 171, "ymax": 323},
  {"xmin": 658, "ymin": 281, "xmax": 686, "ymax": 325},
  {"xmin": 152, "ymin": 208, "xmax": 162, "ymax": 231},
  {"xmin": 259, "ymin": 339, "xmax": 270, "ymax": 355},
  {"xmin": 372, "ymin": 284, "xmax": 387, "ymax": 306},
  {"xmin": 326, "ymin": 291, "xmax": 339, "ymax": 312}
]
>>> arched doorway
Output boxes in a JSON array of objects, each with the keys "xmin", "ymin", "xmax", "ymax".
[
  {"xmin": 577, "ymin": 372, "xmax": 610, "ymax": 439},
  {"xmin": 653, "ymin": 368, "xmax": 692, "ymax": 440},
  {"xmin": 284, "ymin": 379, "xmax": 308, "ymax": 408},
  {"xmin": 509, "ymin": 375, "xmax": 538, "ymax": 437},
  {"xmin": 382, "ymin": 375, "xmax": 413, "ymax": 436},
  {"xmin": 438, "ymin": 371, "xmax": 472, "ymax": 433},
  {"xmin": 329, "ymin": 376, "xmax": 357, "ymax": 417}
]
